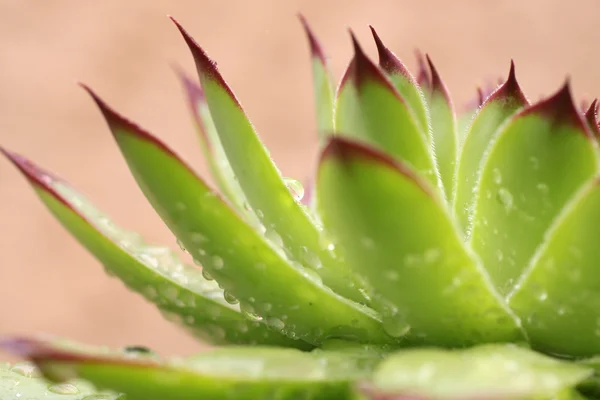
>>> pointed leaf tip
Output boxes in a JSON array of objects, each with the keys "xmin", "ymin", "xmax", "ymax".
[
  {"xmin": 80, "ymin": 84, "xmax": 178, "ymax": 156},
  {"xmin": 425, "ymin": 54, "xmax": 452, "ymax": 104},
  {"xmin": 320, "ymin": 137, "xmax": 430, "ymax": 195},
  {"xmin": 347, "ymin": 30, "xmax": 396, "ymax": 91},
  {"xmin": 170, "ymin": 17, "xmax": 239, "ymax": 106},
  {"xmin": 298, "ymin": 14, "xmax": 327, "ymax": 65},
  {"xmin": 520, "ymin": 81, "xmax": 591, "ymax": 136},
  {"xmin": 415, "ymin": 49, "xmax": 430, "ymax": 88},
  {"xmin": 584, "ymin": 99, "xmax": 600, "ymax": 136},
  {"xmin": 486, "ymin": 60, "xmax": 528, "ymax": 105},
  {"xmin": 369, "ymin": 26, "xmax": 412, "ymax": 79}
]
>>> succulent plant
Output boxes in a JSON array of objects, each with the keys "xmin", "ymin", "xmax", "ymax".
[{"xmin": 2, "ymin": 13, "xmax": 600, "ymax": 400}]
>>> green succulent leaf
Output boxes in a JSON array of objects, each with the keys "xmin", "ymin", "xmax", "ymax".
[
  {"xmin": 1, "ymin": 337, "xmax": 374, "ymax": 400},
  {"xmin": 171, "ymin": 18, "xmax": 366, "ymax": 305},
  {"xmin": 367, "ymin": 344, "xmax": 593, "ymax": 400},
  {"xmin": 508, "ymin": 179, "xmax": 600, "ymax": 357},
  {"xmin": 424, "ymin": 55, "xmax": 457, "ymax": 201},
  {"xmin": 469, "ymin": 83, "xmax": 599, "ymax": 294},
  {"xmin": 82, "ymin": 87, "xmax": 393, "ymax": 346},
  {"xmin": 335, "ymin": 34, "xmax": 439, "ymax": 189},
  {"xmin": 175, "ymin": 68, "xmax": 262, "ymax": 229},
  {"xmin": 0, "ymin": 359, "xmax": 124, "ymax": 400},
  {"xmin": 299, "ymin": 15, "xmax": 336, "ymax": 143},
  {"xmin": 1, "ymin": 148, "xmax": 310, "ymax": 349},
  {"xmin": 317, "ymin": 137, "xmax": 523, "ymax": 347},
  {"xmin": 369, "ymin": 26, "xmax": 429, "ymax": 135},
  {"xmin": 454, "ymin": 62, "xmax": 529, "ymax": 233}
]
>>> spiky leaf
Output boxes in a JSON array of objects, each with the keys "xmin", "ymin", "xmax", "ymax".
[
  {"xmin": 172, "ymin": 18, "xmax": 366, "ymax": 304},
  {"xmin": 469, "ymin": 84, "xmax": 599, "ymax": 294},
  {"xmin": 317, "ymin": 137, "xmax": 523, "ymax": 347},
  {"xmin": 83, "ymin": 88, "xmax": 392, "ymax": 346},
  {"xmin": 1, "ymin": 148, "xmax": 309, "ymax": 348}
]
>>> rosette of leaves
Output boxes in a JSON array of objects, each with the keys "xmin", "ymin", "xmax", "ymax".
[{"xmin": 2, "ymin": 14, "xmax": 600, "ymax": 400}]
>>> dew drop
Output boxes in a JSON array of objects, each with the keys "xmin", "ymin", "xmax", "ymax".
[
  {"xmin": 497, "ymin": 188, "xmax": 514, "ymax": 212},
  {"xmin": 223, "ymin": 291, "xmax": 239, "ymax": 305},
  {"xmin": 10, "ymin": 362, "xmax": 41, "ymax": 378},
  {"xmin": 212, "ymin": 256, "xmax": 224, "ymax": 270},
  {"xmin": 190, "ymin": 233, "xmax": 207, "ymax": 243},
  {"xmin": 48, "ymin": 383, "xmax": 80, "ymax": 395},
  {"xmin": 176, "ymin": 239, "xmax": 187, "ymax": 252},
  {"xmin": 536, "ymin": 183, "xmax": 549, "ymax": 194},
  {"xmin": 202, "ymin": 269, "xmax": 214, "ymax": 281},
  {"xmin": 383, "ymin": 318, "xmax": 411, "ymax": 338},
  {"xmin": 267, "ymin": 317, "xmax": 285, "ymax": 330},
  {"xmin": 284, "ymin": 178, "xmax": 305, "ymax": 201},
  {"xmin": 265, "ymin": 228, "xmax": 284, "ymax": 248},
  {"xmin": 537, "ymin": 291, "xmax": 548, "ymax": 302},
  {"xmin": 492, "ymin": 168, "xmax": 502, "ymax": 184}
]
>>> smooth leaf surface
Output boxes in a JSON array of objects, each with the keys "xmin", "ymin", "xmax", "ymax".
[
  {"xmin": 370, "ymin": 27, "xmax": 429, "ymax": 135},
  {"xmin": 425, "ymin": 56, "xmax": 457, "ymax": 201},
  {"xmin": 469, "ymin": 84, "xmax": 599, "ymax": 294},
  {"xmin": 454, "ymin": 62, "xmax": 529, "ymax": 233},
  {"xmin": 84, "ymin": 89, "xmax": 392, "ymax": 346},
  {"xmin": 299, "ymin": 15, "xmax": 336, "ymax": 143},
  {"xmin": 1, "ymin": 338, "xmax": 371, "ymax": 400},
  {"xmin": 1, "ymin": 148, "xmax": 310, "ymax": 348},
  {"xmin": 0, "ymin": 360, "xmax": 123, "ymax": 400},
  {"xmin": 508, "ymin": 180, "xmax": 600, "ymax": 356},
  {"xmin": 172, "ymin": 18, "xmax": 366, "ymax": 304},
  {"xmin": 176, "ymin": 68, "xmax": 262, "ymax": 229},
  {"xmin": 369, "ymin": 344, "xmax": 592, "ymax": 400},
  {"xmin": 317, "ymin": 137, "xmax": 523, "ymax": 347},
  {"xmin": 335, "ymin": 35, "xmax": 439, "ymax": 189}
]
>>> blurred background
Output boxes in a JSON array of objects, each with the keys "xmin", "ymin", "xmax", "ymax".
[{"xmin": 1, "ymin": 0, "xmax": 599, "ymax": 359}]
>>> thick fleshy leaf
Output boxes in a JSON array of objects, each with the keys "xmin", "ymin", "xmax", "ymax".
[
  {"xmin": 299, "ymin": 15, "xmax": 335, "ymax": 143},
  {"xmin": 335, "ymin": 34, "xmax": 439, "ymax": 189},
  {"xmin": 508, "ymin": 180, "xmax": 600, "ymax": 356},
  {"xmin": 367, "ymin": 344, "xmax": 592, "ymax": 400},
  {"xmin": 0, "ymin": 359, "xmax": 123, "ymax": 400},
  {"xmin": 454, "ymin": 62, "xmax": 529, "ymax": 233},
  {"xmin": 0, "ymin": 148, "xmax": 309, "ymax": 349},
  {"xmin": 171, "ymin": 18, "xmax": 366, "ymax": 304},
  {"xmin": 82, "ymin": 87, "xmax": 392, "ymax": 346},
  {"xmin": 425, "ymin": 55, "xmax": 457, "ymax": 201},
  {"xmin": 175, "ymin": 67, "xmax": 262, "ymax": 229},
  {"xmin": 369, "ymin": 26, "xmax": 429, "ymax": 135},
  {"xmin": 317, "ymin": 137, "xmax": 523, "ymax": 347},
  {"xmin": 469, "ymin": 83, "xmax": 599, "ymax": 294},
  {"xmin": 1, "ymin": 337, "xmax": 373, "ymax": 400}
]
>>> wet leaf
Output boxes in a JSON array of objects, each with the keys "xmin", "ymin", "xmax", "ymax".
[
  {"xmin": 0, "ymin": 359, "xmax": 123, "ymax": 400},
  {"xmin": 317, "ymin": 137, "xmax": 523, "ymax": 347},
  {"xmin": 335, "ymin": 34, "xmax": 439, "ymax": 189},
  {"xmin": 82, "ymin": 88, "xmax": 392, "ymax": 346},
  {"xmin": 172, "ymin": 18, "xmax": 366, "ymax": 304},
  {"xmin": 299, "ymin": 15, "xmax": 336, "ymax": 144},
  {"xmin": 469, "ymin": 83, "xmax": 599, "ymax": 294},
  {"xmin": 369, "ymin": 344, "xmax": 592, "ymax": 400},
  {"xmin": 508, "ymin": 179, "xmax": 600, "ymax": 356},
  {"xmin": 1, "ymin": 148, "xmax": 310, "ymax": 349},
  {"xmin": 424, "ymin": 55, "xmax": 457, "ymax": 201},
  {"xmin": 454, "ymin": 62, "xmax": 529, "ymax": 233},
  {"xmin": 1, "ymin": 337, "xmax": 372, "ymax": 400}
]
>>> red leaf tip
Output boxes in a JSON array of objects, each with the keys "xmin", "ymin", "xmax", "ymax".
[
  {"xmin": 347, "ymin": 30, "xmax": 397, "ymax": 93},
  {"xmin": 320, "ymin": 137, "xmax": 432, "ymax": 196},
  {"xmin": 0, "ymin": 147, "xmax": 61, "ymax": 189},
  {"xmin": 414, "ymin": 49, "xmax": 430, "ymax": 89},
  {"xmin": 584, "ymin": 98, "xmax": 600, "ymax": 137},
  {"xmin": 486, "ymin": 60, "xmax": 529, "ymax": 106},
  {"xmin": 425, "ymin": 54, "xmax": 452, "ymax": 105},
  {"xmin": 170, "ymin": 17, "xmax": 239, "ymax": 106},
  {"xmin": 369, "ymin": 26, "xmax": 413, "ymax": 81},
  {"xmin": 171, "ymin": 63, "xmax": 205, "ymax": 107},
  {"xmin": 520, "ymin": 80, "xmax": 591, "ymax": 136},
  {"xmin": 80, "ymin": 84, "xmax": 178, "ymax": 155},
  {"xmin": 298, "ymin": 14, "xmax": 328, "ymax": 65}
]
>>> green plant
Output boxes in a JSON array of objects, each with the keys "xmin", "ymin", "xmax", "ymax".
[{"xmin": 2, "ymin": 14, "xmax": 600, "ymax": 400}]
